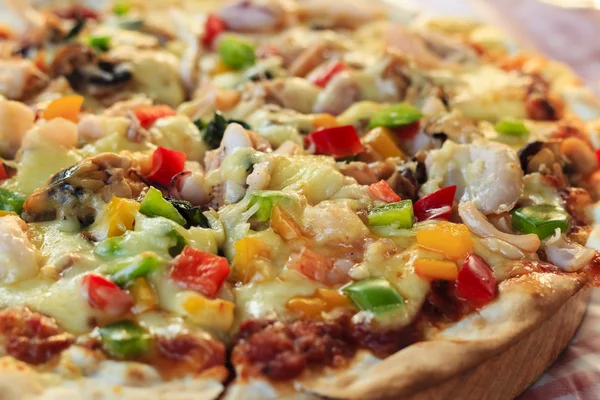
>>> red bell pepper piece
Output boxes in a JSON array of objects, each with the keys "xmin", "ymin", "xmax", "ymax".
[
  {"xmin": 391, "ymin": 120, "xmax": 420, "ymax": 140},
  {"xmin": 369, "ymin": 180, "xmax": 401, "ymax": 203},
  {"xmin": 456, "ymin": 254, "xmax": 496, "ymax": 307},
  {"xmin": 170, "ymin": 246, "xmax": 230, "ymax": 298},
  {"xmin": 82, "ymin": 274, "xmax": 133, "ymax": 316},
  {"xmin": 135, "ymin": 105, "xmax": 176, "ymax": 129},
  {"xmin": 596, "ymin": 148, "xmax": 600, "ymax": 165},
  {"xmin": 413, "ymin": 185, "xmax": 456, "ymax": 222},
  {"xmin": 147, "ymin": 146, "xmax": 187, "ymax": 187},
  {"xmin": 202, "ymin": 14, "xmax": 226, "ymax": 48},
  {"xmin": 306, "ymin": 125, "xmax": 364, "ymax": 158},
  {"xmin": 311, "ymin": 61, "xmax": 346, "ymax": 88},
  {"xmin": 0, "ymin": 163, "xmax": 7, "ymax": 181}
]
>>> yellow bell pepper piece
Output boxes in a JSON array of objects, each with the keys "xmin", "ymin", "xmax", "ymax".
[
  {"xmin": 286, "ymin": 288, "xmax": 351, "ymax": 318},
  {"xmin": 130, "ymin": 277, "xmax": 158, "ymax": 314},
  {"xmin": 363, "ymin": 127, "xmax": 406, "ymax": 159},
  {"xmin": 416, "ymin": 221, "xmax": 473, "ymax": 259},
  {"xmin": 232, "ymin": 236, "xmax": 268, "ymax": 283},
  {"xmin": 270, "ymin": 205, "xmax": 302, "ymax": 241},
  {"xmin": 286, "ymin": 296, "xmax": 327, "ymax": 318},
  {"xmin": 414, "ymin": 259, "xmax": 458, "ymax": 281},
  {"xmin": 181, "ymin": 292, "xmax": 235, "ymax": 331},
  {"xmin": 42, "ymin": 95, "xmax": 84, "ymax": 122},
  {"xmin": 0, "ymin": 210, "xmax": 16, "ymax": 217},
  {"xmin": 313, "ymin": 114, "xmax": 339, "ymax": 129},
  {"xmin": 92, "ymin": 196, "xmax": 140, "ymax": 240},
  {"xmin": 315, "ymin": 288, "xmax": 350, "ymax": 308}
]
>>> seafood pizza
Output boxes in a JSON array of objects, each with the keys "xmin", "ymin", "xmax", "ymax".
[{"xmin": 0, "ymin": 0, "xmax": 600, "ymax": 399}]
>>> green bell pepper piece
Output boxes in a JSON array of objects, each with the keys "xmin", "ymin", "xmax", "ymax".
[
  {"xmin": 95, "ymin": 236, "xmax": 129, "ymax": 258},
  {"xmin": 249, "ymin": 191, "xmax": 294, "ymax": 222},
  {"xmin": 107, "ymin": 253, "xmax": 162, "ymax": 287},
  {"xmin": 167, "ymin": 229, "xmax": 187, "ymax": 257},
  {"xmin": 511, "ymin": 204, "xmax": 570, "ymax": 240},
  {"xmin": 219, "ymin": 36, "xmax": 256, "ymax": 69},
  {"xmin": 343, "ymin": 278, "xmax": 404, "ymax": 313},
  {"xmin": 0, "ymin": 188, "xmax": 26, "ymax": 214},
  {"xmin": 99, "ymin": 320, "xmax": 152, "ymax": 358},
  {"xmin": 368, "ymin": 103, "xmax": 423, "ymax": 129},
  {"xmin": 113, "ymin": 1, "xmax": 131, "ymax": 15},
  {"xmin": 88, "ymin": 36, "xmax": 111, "ymax": 52},
  {"xmin": 140, "ymin": 187, "xmax": 186, "ymax": 226},
  {"xmin": 368, "ymin": 200, "xmax": 414, "ymax": 229},
  {"xmin": 494, "ymin": 118, "xmax": 529, "ymax": 137}
]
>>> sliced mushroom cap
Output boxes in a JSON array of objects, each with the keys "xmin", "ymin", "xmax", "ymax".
[
  {"xmin": 22, "ymin": 153, "xmax": 146, "ymax": 224},
  {"xmin": 49, "ymin": 44, "xmax": 133, "ymax": 96}
]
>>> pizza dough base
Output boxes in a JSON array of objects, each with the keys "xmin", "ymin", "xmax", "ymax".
[
  {"xmin": 225, "ymin": 272, "xmax": 587, "ymax": 400},
  {"xmin": 0, "ymin": 357, "xmax": 226, "ymax": 400}
]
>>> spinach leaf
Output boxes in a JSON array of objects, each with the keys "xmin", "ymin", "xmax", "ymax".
[
  {"xmin": 201, "ymin": 112, "xmax": 252, "ymax": 149},
  {"xmin": 165, "ymin": 198, "xmax": 210, "ymax": 229}
]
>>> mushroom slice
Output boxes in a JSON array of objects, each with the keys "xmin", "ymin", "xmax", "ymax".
[{"xmin": 22, "ymin": 153, "xmax": 146, "ymax": 224}]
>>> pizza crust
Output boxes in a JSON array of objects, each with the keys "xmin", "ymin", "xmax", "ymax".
[
  {"xmin": 0, "ymin": 357, "xmax": 226, "ymax": 400},
  {"xmin": 225, "ymin": 272, "xmax": 588, "ymax": 400}
]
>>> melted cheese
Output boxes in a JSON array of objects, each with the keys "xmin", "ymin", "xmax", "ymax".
[
  {"xmin": 2, "ymin": 137, "xmax": 81, "ymax": 195},
  {"xmin": 435, "ymin": 65, "xmax": 530, "ymax": 121}
]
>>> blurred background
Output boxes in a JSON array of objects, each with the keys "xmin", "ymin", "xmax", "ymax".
[{"xmin": 411, "ymin": 0, "xmax": 600, "ymax": 96}]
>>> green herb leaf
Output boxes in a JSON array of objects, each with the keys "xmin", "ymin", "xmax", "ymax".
[
  {"xmin": 0, "ymin": 188, "xmax": 26, "ymax": 214},
  {"xmin": 165, "ymin": 198, "xmax": 210, "ymax": 228}
]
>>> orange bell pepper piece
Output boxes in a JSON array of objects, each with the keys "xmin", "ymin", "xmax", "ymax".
[
  {"xmin": 270, "ymin": 205, "xmax": 303, "ymax": 241},
  {"xmin": 42, "ymin": 95, "xmax": 85, "ymax": 122},
  {"xmin": 313, "ymin": 114, "xmax": 339, "ymax": 129},
  {"xmin": 414, "ymin": 259, "xmax": 458, "ymax": 281}
]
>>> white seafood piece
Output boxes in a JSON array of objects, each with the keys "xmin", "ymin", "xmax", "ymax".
[
  {"xmin": 0, "ymin": 59, "xmax": 46, "ymax": 100},
  {"xmin": 246, "ymin": 161, "xmax": 272, "ymax": 191},
  {"xmin": 178, "ymin": 171, "xmax": 212, "ymax": 206},
  {"xmin": 313, "ymin": 71, "xmax": 359, "ymax": 116},
  {"xmin": 545, "ymin": 230, "xmax": 596, "ymax": 272},
  {"xmin": 217, "ymin": 0, "xmax": 294, "ymax": 33},
  {"xmin": 0, "ymin": 215, "xmax": 40, "ymax": 284},
  {"xmin": 22, "ymin": 118, "xmax": 78, "ymax": 149},
  {"xmin": 297, "ymin": 0, "xmax": 386, "ymax": 28},
  {"xmin": 458, "ymin": 202, "xmax": 541, "ymax": 253},
  {"xmin": 425, "ymin": 140, "xmax": 523, "ymax": 214},
  {"xmin": 0, "ymin": 98, "xmax": 35, "ymax": 158}
]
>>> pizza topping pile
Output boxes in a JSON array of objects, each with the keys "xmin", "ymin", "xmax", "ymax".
[{"xmin": 0, "ymin": 0, "xmax": 598, "ymax": 395}]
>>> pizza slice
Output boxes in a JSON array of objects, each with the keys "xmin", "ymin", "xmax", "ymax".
[{"xmin": 0, "ymin": 0, "xmax": 599, "ymax": 399}]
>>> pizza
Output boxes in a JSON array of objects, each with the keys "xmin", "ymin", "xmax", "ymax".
[{"xmin": 0, "ymin": 0, "xmax": 600, "ymax": 399}]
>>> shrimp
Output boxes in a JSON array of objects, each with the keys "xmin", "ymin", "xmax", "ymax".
[
  {"xmin": 0, "ymin": 59, "xmax": 47, "ymax": 100},
  {"xmin": 0, "ymin": 98, "xmax": 36, "ymax": 158},
  {"xmin": 217, "ymin": 0, "xmax": 295, "ymax": 33},
  {"xmin": 296, "ymin": 0, "xmax": 386, "ymax": 29},
  {"xmin": 0, "ymin": 215, "xmax": 39, "ymax": 284}
]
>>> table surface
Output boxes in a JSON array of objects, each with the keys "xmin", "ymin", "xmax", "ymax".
[{"xmin": 409, "ymin": 1, "xmax": 600, "ymax": 398}]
